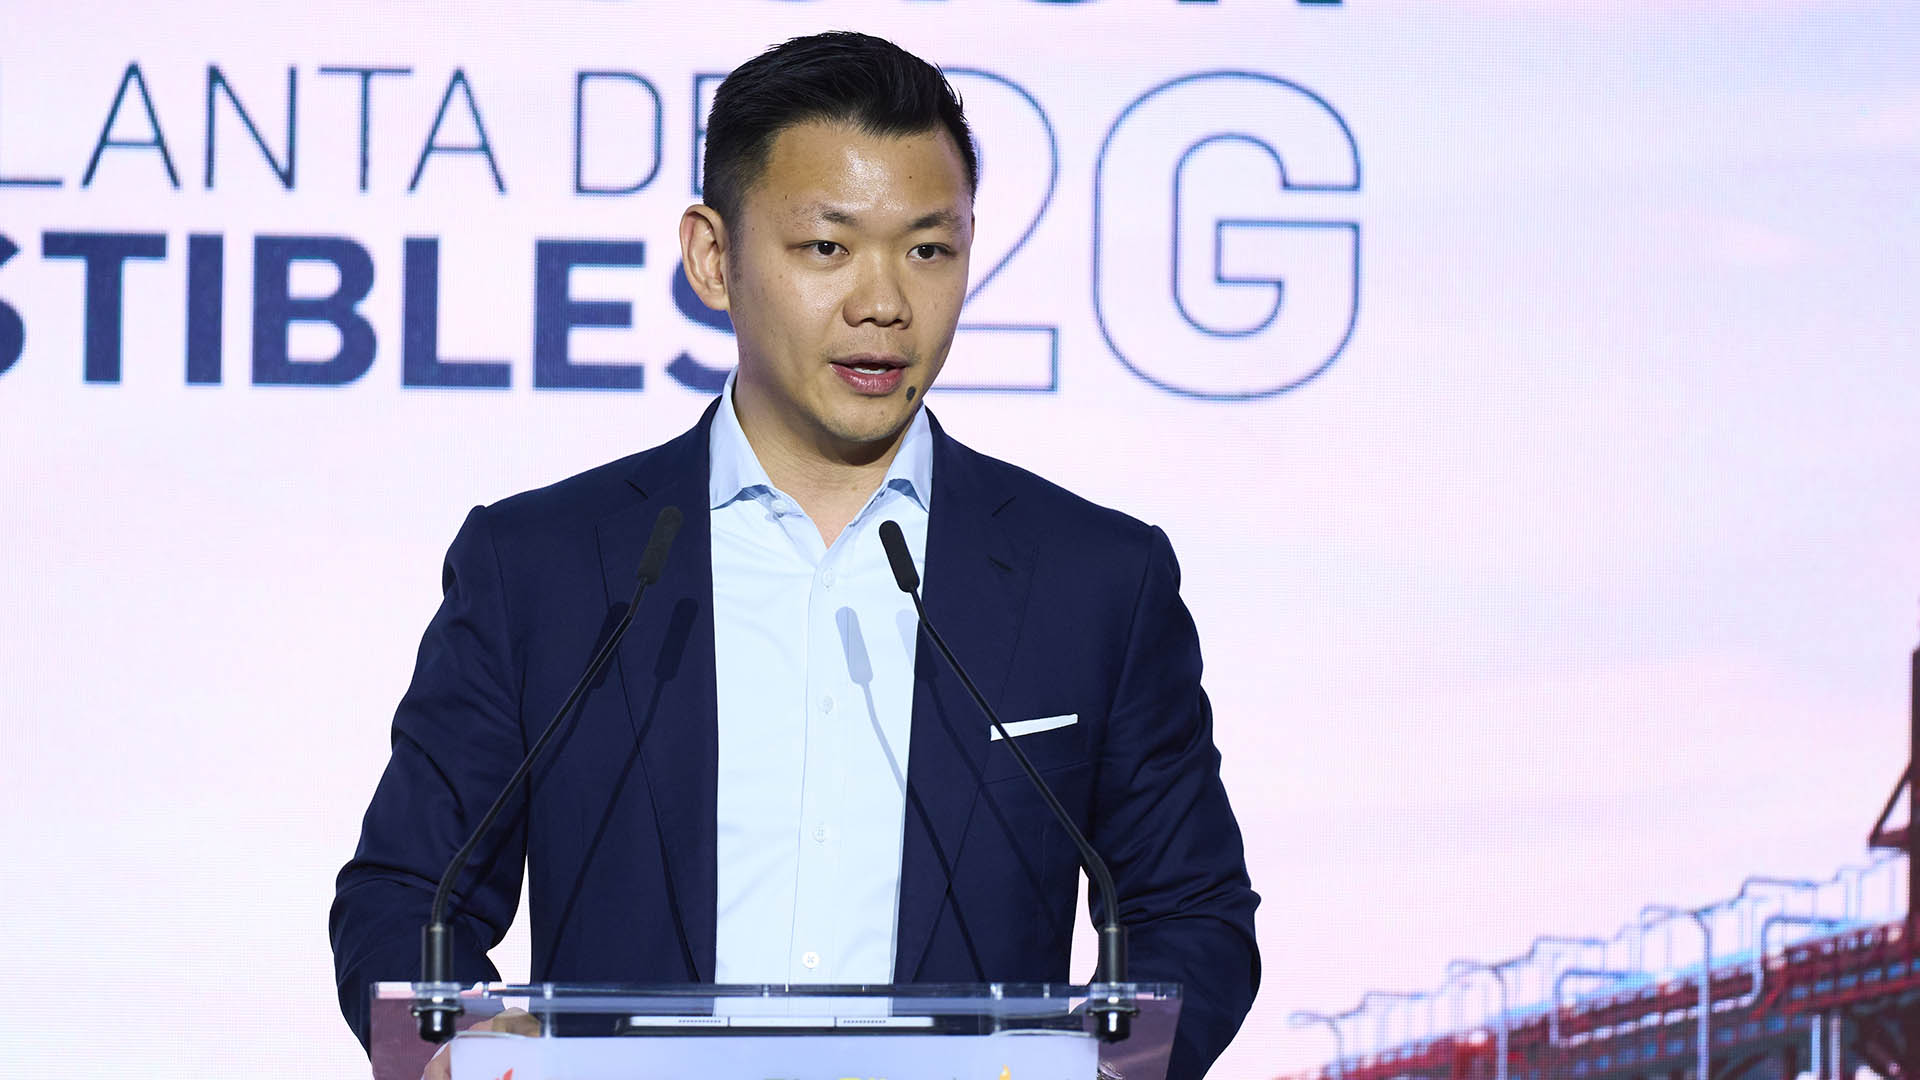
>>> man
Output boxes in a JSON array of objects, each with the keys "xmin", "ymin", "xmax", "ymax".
[{"xmin": 331, "ymin": 31, "xmax": 1259, "ymax": 1079}]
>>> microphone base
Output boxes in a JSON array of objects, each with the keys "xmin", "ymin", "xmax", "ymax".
[
  {"xmin": 417, "ymin": 922, "xmax": 463, "ymax": 1043},
  {"xmin": 1086, "ymin": 982, "xmax": 1140, "ymax": 1044},
  {"xmin": 411, "ymin": 981, "xmax": 465, "ymax": 1044}
]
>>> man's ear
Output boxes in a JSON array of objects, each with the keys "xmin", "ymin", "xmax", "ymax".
[{"xmin": 679, "ymin": 204, "xmax": 731, "ymax": 312}]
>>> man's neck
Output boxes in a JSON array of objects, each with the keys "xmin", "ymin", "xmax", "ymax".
[{"xmin": 732, "ymin": 394, "xmax": 906, "ymax": 548}]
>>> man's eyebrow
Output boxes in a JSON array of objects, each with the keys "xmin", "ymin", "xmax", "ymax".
[
  {"xmin": 906, "ymin": 209, "xmax": 963, "ymax": 231},
  {"xmin": 804, "ymin": 205, "xmax": 963, "ymax": 231}
]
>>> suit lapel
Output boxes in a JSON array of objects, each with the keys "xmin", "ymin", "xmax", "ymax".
[
  {"xmin": 894, "ymin": 415, "xmax": 1036, "ymax": 981},
  {"xmin": 594, "ymin": 400, "xmax": 722, "ymax": 982},
  {"xmin": 589, "ymin": 403, "xmax": 1032, "ymax": 985}
]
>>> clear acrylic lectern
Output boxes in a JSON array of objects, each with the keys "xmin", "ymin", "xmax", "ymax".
[{"xmin": 370, "ymin": 981, "xmax": 1181, "ymax": 1080}]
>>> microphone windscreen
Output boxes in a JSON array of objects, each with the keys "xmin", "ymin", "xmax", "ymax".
[
  {"xmin": 877, "ymin": 520, "xmax": 919, "ymax": 592},
  {"xmin": 636, "ymin": 506, "xmax": 685, "ymax": 585}
]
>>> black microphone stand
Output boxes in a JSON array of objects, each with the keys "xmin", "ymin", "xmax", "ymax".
[
  {"xmin": 878, "ymin": 520, "xmax": 1137, "ymax": 1043},
  {"xmin": 414, "ymin": 506, "xmax": 683, "ymax": 1043}
]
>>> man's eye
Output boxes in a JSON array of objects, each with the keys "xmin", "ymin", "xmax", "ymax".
[
  {"xmin": 809, "ymin": 241, "xmax": 842, "ymax": 256},
  {"xmin": 911, "ymin": 244, "xmax": 949, "ymax": 260}
]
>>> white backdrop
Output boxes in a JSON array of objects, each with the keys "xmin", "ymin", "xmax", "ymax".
[{"xmin": 2, "ymin": 1, "xmax": 1917, "ymax": 1075}]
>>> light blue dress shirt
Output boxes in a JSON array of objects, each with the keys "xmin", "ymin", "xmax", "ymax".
[{"xmin": 709, "ymin": 375, "xmax": 931, "ymax": 986}]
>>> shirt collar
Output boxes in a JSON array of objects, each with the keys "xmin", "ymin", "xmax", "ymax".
[{"xmin": 707, "ymin": 372, "xmax": 934, "ymax": 513}]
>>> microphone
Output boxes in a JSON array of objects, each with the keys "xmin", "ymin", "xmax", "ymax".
[
  {"xmin": 877, "ymin": 520, "xmax": 1136, "ymax": 1043},
  {"xmin": 415, "ymin": 505, "xmax": 685, "ymax": 1043}
]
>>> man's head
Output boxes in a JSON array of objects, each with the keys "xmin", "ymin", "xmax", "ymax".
[
  {"xmin": 680, "ymin": 33, "xmax": 978, "ymax": 470},
  {"xmin": 700, "ymin": 32, "xmax": 978, "ymax": 231}
]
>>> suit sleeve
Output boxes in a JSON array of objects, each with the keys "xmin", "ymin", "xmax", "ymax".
[
  {"xmin": 329, "ymin": 505, "xmax": 530, "ymax": 1049},
  {"xmin": 1090, "ymin": 525, "xmax": 1261, "ymax": 1080}
]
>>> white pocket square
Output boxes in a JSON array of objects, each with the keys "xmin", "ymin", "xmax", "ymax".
[{"xmin": 990, "ymin": 713, "xmax": 1078, "ymax": 741}]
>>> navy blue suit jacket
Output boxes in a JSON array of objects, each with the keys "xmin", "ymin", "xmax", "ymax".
[{"xmin": 331, "ymin": 403, "xmax": 1260, "ymax": 1077}]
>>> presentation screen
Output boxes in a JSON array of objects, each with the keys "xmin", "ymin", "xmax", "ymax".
[{"xmin": 2, "ymin": 2, "xmax": 1915, "ymax": 1075}]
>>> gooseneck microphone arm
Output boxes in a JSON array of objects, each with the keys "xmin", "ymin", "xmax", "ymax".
[
  {"xmin": 877, "ymin": 520, "xmax": 1135, "ymax": 1043},
  {"xmin": 415, "ymin": 505, "xmax": 685, "ymax": 1044}
]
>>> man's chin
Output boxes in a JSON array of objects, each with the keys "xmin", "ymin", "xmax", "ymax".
[{"xmin": 817, "ymin": 411, "xmax": 915, "ymax": 463}]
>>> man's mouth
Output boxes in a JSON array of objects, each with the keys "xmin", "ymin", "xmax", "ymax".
[
  {"xmin": 830, "ymin": 355, "xmax": 910, "ymax": 395},
  {"xmin": 834, "ymin": 355, "xmax": 907, "ymax": 373}
]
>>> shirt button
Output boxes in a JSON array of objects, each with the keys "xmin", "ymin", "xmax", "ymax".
[
  {"xmin": 820, "ymin": 695, "xmax": 834, "ymax": 714},
  {"xmin": 802, "ymin": 951, "xmax": 820, "ymax": 970},
  {"xmin": 822, "ymin": 569, "xmax": 836, "ymax": 589},
  {"xmin": 813, "ymin": 824, "xmax": 828, "ymax": 843}
]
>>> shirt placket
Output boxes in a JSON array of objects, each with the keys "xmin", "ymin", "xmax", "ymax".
[
  {"xmin": 766, "ymin": 490, "xmax": 834, "ymax": 983},
  {"xmin": 770, "ymin": 485, "xmax": 911, "ymax": 984}
]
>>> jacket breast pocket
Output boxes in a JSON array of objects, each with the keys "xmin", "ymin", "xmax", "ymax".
[{"xmin": 982, "ymin": 713, "xmax": 1089, "ymax": 783}]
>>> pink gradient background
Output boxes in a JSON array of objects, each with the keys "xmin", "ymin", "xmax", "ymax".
[{"xmin": 1, "ymin": 2, "xmax": 1916, "ymax": 1075}]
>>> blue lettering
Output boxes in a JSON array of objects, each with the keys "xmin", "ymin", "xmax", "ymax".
[
  {"xmin": 533, "ymin": 239, "xmax": 646, "ymax": 390},
  {"xmin": 317, "ymin": 66, "xmax": 412, "ymax": 192},
  {"xmin": 42, "ymin": 230, "xmax": 168, "ymax": 382},
  {"xmin": 402, "ymin": 237, "xmax": 510, "ymax": 388},
  {"xmin": 409, "ymin": 69, "xmax": 504, "ymax": 194},
  {"xmin": 1094, "ymin": 72, "xmax": 1361, "ymax": 400},
  {"xmin": 664, "ymin": 351, "xmax": 729, "ymax": 392},
  {"xmin": 574, "ymin": 71, "xmax": 662, "ymax": 196},
  {"xmin": 0, "ymin": 71, "xmax": 61, "ymax": 188},
  {"xmin": 83, "ymin": 64, "xmax": 180, "ymax": 188},
  {"xmin": 205, "ymin": 66, "xmax": 297, "ymax": 189},
  {"xmin": 0, "ymin": 235, "xmax": 23, "ymax": 375},
  {"xmin": 251, "ymin": 235, "xmax": 376, "ymax": 385},
  {"xmin": 186, "ymin": 234, "xmax": 223, "ymax": 384}
]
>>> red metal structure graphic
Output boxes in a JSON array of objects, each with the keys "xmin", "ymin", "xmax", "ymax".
[{"xmin": 1283, "ymin": 642, "xmax": 1920, "ymax": 1080}]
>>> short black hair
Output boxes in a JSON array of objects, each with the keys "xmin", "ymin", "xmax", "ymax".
[{"xmin": 702, "ymin": 32, "xmax": 978, "ymax": 225}]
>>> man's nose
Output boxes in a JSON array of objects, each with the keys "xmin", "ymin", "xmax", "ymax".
[{"xmin": 844, "ymin": 256, "xmax": 909, "ymax": 328}]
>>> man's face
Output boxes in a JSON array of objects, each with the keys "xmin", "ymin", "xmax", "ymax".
[{"xmin": 719, "ymin": 119, "xmax": 974, "ymax": 463}]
